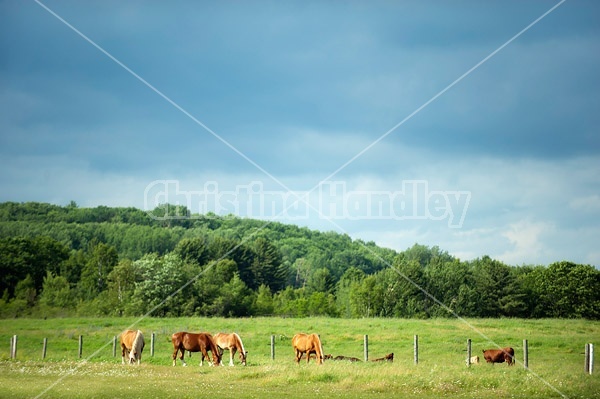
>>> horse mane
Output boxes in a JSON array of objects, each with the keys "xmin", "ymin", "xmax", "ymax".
[
  {"xmin": 316, "ymin": 335, "xmax": 324, "ymax": 361},
  {"xmin": 233, "ymin": 332, "xmax": 246, "ymax": 354},
  {"xmin": 131, "ymin": 330, "xmax": 144, "ymax": 358}
]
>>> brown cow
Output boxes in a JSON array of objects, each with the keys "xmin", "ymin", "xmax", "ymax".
[{"xmin": 482, "ymin": 347, "xmax": 514, "ymax": 365}]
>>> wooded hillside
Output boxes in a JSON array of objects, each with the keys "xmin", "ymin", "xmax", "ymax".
[{"xmin": 1, "ymin": 202, "xmax": 598, "ymax": 319}]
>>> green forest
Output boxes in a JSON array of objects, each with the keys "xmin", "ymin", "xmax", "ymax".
[{"xmin": 0, "ymin": 201, "xmax": 598, "ymax": 319}]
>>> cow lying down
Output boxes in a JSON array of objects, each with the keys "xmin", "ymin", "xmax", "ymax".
[{"xmin": 482, "ymin": 347, "xmax": 514, "ymax": 365}]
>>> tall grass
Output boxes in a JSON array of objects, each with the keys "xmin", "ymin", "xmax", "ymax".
[{"xmin": 1, "ymin": 317, "xmax": 599, "ymax": 398}]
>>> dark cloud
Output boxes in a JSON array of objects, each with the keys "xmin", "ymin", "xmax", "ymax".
[{"xmin": 0, "ymin": 1, "xmax": 599, "ymax": 265}]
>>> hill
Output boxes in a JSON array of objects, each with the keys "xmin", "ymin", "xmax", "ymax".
[{"xmin": 0, "ymin": 201, "xmax": 599, "ymax": 319}]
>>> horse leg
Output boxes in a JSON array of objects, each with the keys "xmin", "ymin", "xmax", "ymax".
[
  {"xmin": 218, "ymin": 347, "xmax": 225, "ymax": 366},
  {"xmin": 181, "ymin": 348, "xmax": 187, "ymax": 366},
  {"xmin": 178, "ymin": 347, "xmax": 187, "ymax": 367},
  {"xmin": 295, "ymin": 349, "xmax": 301, "ymax": 365},
  {"xmin": 121, "ymin": 345, "xmax": 130, "ymax": 365},
  {"xmin": 229, "ymin": 348, "xmax": 235, "ymax": 366}
]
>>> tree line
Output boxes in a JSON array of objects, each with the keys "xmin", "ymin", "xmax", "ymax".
[{"xmin": 0, "ymin": 202, "xmax": 599, "ymax": 319}]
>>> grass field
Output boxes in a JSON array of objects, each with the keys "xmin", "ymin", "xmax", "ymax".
[{"xmin": 1, "ymin": 317, "xmax": 599, "ymax": 398}]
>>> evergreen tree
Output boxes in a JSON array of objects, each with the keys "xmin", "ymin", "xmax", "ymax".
[
  {"xmin": 78, "ymin": 242, "xmax": 118, "ymax": 300},
  {"xmin": 250, "ymin": 237, "xmax": 287, "ymax": 291}
]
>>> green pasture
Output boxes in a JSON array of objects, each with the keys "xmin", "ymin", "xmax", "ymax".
[{"xmin": 0, "ymin": 317, "xmax": 598, "ymax": 398}]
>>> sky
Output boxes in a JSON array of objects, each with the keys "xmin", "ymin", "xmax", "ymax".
[{"xmin": 1, "ymin": 0, "xmax": 599, "ymax": 267}]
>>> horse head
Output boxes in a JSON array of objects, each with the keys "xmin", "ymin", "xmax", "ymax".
[
  {"xmin": 128, "ymin": 330, "xmax": 144, "ymax": 365},
  {"xmin": 128, "ymin": 350, "xmax": 138, "ymax": 365},
  {"xmin": 213, "ymin": 349, "xmax": 223, "ymax": 366},
  {"xmin": 240, "ymin": 350, "xmax": 248, "ymax": 366}
]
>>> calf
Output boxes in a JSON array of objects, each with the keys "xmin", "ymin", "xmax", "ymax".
[{"xmin": 482, "ymin": 347, "xmax": 514, "ymax": 366}]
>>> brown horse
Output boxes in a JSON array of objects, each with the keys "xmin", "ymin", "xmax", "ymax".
[
  {"xmin": 482, "ymin": 347, "xmax": 515, "ymax": 366},
  {"xmin": 302, "ymin": 353, "xmax": 332, "ymax": 361},
  {"xmin": 333, "ymin": 355, "xmax": 361, "ymax": 362},
  {"xmin": 120, "ymin": 329, "xmax": 145, "ymax": 365},
  {"xmin": 213, "ymin": 332, "xmax": 247, "ymax": 366},
  {"xmin": 371, "ymin": 353, "xmax": 394, "ymax": 362},
  {"xmin": 171, "ymin": 332, "xmax": 222, "ymax": 367},
  {"xmin": 292, "ymin": 333, "xmax": 324, "ymax": 365}
]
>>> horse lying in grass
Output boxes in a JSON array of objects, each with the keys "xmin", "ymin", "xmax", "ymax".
[
  {"xmin": 120, "ymin": 329, "xmax": 145, "ymax": 365},
  {"xmin": 292, "ymin": 333, "xmax": 324, "ymax": 365},
  {"xmin": 333, "ymin": 355, "xmax": 361, "ymax": 362},
  {"xmin": 213, "ymin": 332, "xmax": 247, "ymax": 366},
  {"xmin": 371, "ymin": 353, "xmax": 394, "ymax": 362},
  {"xmin": 301, "ymin": 352, "xmax": 332, "ymax": 361},
  {"xmin": 171, "ymin": 332, "xmax": 222, "ymax": 366}
]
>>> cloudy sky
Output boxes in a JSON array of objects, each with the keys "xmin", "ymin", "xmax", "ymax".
[{"xmin": 1, "ymin": 0, "xmax": 599, "ymax": 266}]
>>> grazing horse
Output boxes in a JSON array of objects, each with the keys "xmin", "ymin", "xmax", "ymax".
[
  {"xmin": 120, "ymin": 329, "xmax": 145, "ymax": 365},
  {"xmin": 371, "ymin": 353, "xmax": 394, "ymax": 362},
  {"xmin": 292, "ymin": 333, "xmax": 324, "ymax": 365},
  {"xmin": 172, "ymin": 332, "xmax": 222, "ymax": 367},
  {"xmin": 482, "ymin": 347, "xmax": 515, "ymax": 366},
  {"xmin": 213, "ymin": 332, "xmax": 247, "ymax": 366}
]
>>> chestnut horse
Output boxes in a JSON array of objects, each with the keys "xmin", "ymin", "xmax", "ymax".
[
  {"xmin": 214, "ymin": 332, "xmax": 247, "ymax": 366},
  {"xmin": 371, "ymin": 353, "xmax": 394, "ymax": 362},
  {"xmin": 482, "ymin": 347, "xmax": 515, "ymax": 366},
  {"xmin": 171, "ymin": 332, "xmax": 222, "ymax": 367},
  {"xmin": 120, "ymin": 329, "xmax": 145, "ymax": 365},
  {"xmin": 292, "ymin": 333, "xmax": 324, "ymax": 365}
]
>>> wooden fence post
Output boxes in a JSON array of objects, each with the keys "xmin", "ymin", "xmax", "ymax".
[
  {"xmin": 466, "ymin": 339, "xmax": 472, "ymax": 367},
  {"xmin": 151, "ymin": 332, "xmax": 155, "ymax": 357},
  {"xmin": 11, "ymin": 335, "xmax": 17, "ymax": 359},
  {"xmin": 42, "ymin": 338, "xmax": 48, "ymax": 360},
  {"xmin": 414, "ymin": 335, "xmax": 419, "ymax": 365},
  {"xmin": 585, "ymin": 343, "xmax": 590, "ymax": 374},
  {"xmin": 78, "ymin": 335, "xmax": 83, "ymax": 358},
  {"xmin": 363, "ymin": 335, "xmax": 369, "ymax": 362},
  {"xmin": 590, "ymin": 344, "xmax": 595, "ymax": 375},
  {"xmin": 523, "ymin": 339, "xmax": 528, "ymax": 369},
  {"xmin": 270, "ymin": 335, "xmax": 275, "ymax": 360}
]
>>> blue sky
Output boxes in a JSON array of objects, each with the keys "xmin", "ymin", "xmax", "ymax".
[{"xmin": 1, "ymin": 0, "xmax": 599, "ymax": 266}]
